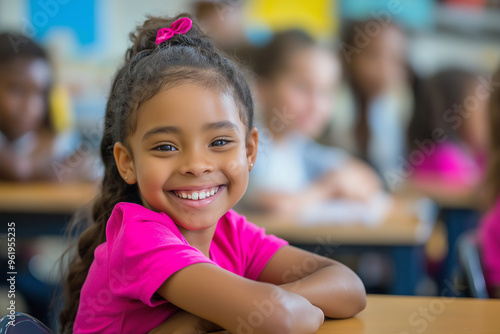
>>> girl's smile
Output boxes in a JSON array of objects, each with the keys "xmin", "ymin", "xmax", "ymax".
[
  {"xmin": 168, "ymin": 184, "xmax": 225, "ymax": 209},
  {"xmin": 114, "ymin": 83, "xmax": 258, "ymax": 233}
]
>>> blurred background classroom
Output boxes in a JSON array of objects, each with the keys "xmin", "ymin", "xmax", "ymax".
[{"xmin": 1, "ymin": 0, "xmax": 500, "ymax": 330}]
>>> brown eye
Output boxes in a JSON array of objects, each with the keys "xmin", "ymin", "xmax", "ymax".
[
  {"xmin": 154, "ymin": 144, "xmax": 177, "ymax": 151},
  {"xmin": 210, "ymin": 139, "xmax": 231, "ymax": 147}
]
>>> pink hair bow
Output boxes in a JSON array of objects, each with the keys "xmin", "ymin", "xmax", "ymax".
[{"xmin": 155, "ymin": 17, "xmax": 193, "ymax": 45}]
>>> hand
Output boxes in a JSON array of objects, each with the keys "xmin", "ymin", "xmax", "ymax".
[
  {"xmin": 327, "ymin": 160, "xmax": 382, "ymax": 202},
  {"xmin": 148, "ymin": 310, "xmax": 222, "ymax": 334}
]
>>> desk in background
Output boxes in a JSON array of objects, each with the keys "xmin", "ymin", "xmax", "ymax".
[
  {"xmin": 248, "ymin": 196, "xmax": 438, "ymax": 295},
  {"xmin": 397, "ymin": 184, "xmax": 482, "ymax": 296},
  {"xmin": 0, "ymin": 182, "xmax": 97, "ymax": 236}
]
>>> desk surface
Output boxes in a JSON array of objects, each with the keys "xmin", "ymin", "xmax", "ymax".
[
  {"xmin": 248, "ymin": 196, "xmax": 436, "ymax": 246},
  {"xmin": 0, "ymin": 182, "xmax": 97, "ymax": 214},
  {"xmin": 317, "ymin": 295, "xmax": 500, "ymax": 334}
]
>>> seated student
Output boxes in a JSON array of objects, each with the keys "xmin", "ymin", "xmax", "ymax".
[
  {"xmin": 404, "ymin": 68, "xmax": 488, "ymax": 198},
  {"xmin": 479, "ymin": 67, "xmax": 500, "ymax": 298},
  {"xmin": 242, "ymin": 29, "xmax": 382, "ymax": 216},
  {"xmin": 59, "ymin": 15, "xmax": 366, "ymax": 334},
  {"xmin": 320, "ymin": 19, "xmax": 411, "ymax": 178},
  {"xmin": 0, "ymin": 33, "xmax": 88, "ymax": 181}
]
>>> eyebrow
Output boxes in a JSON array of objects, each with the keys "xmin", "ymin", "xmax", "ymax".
[
  {"xmin": 142, "ymin": 126, "xmax": 181, "ymax": 142},
  {"xmin": 142, "ymin": 121, "xmax": 239, "ymax": 142},
  {"xmin": 202, "ymin": 121, "xmax": 240, "ymax": 133}
]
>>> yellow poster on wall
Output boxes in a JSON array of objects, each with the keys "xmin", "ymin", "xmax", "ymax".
[{"xmin": 245, "ymin": 0, "xmax": 338, "ymax": 40}]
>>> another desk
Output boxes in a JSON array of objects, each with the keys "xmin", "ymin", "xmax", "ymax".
[
  {"xmin": 0, "ymin": 182, "xmax": 98, "ymax": 236},
  {"xmin": 318, "ymin": 294, "xmax": 500, "ymax": 333},
  {"xmin": 0, "ymin": 182, "xmax": 97, "ymax": 214},
  {"xmin": 396, "ymin": 184, "xmax": 482, "ymax": 296},
  {"xmin": 248, "ymin": 197, "xmax": 438, "ymax": 295}
]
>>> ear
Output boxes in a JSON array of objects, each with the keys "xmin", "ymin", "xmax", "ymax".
[
  {"xmin": 246, "ymin": 127, "xmax": 258, "ymax": 171},
  {"xmin": 113, "ymin": 142, "xmax": 137, "ymax": 184}
]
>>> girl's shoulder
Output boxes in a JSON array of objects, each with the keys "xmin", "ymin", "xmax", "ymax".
[{"xmin": 106, "ymin": 202, "xmax": 181, "ymax": 242}]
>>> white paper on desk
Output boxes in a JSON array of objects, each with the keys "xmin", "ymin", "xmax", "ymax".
[{"xmin": 297, "ymin": 193, "xmax": 391, "ymax": 226}]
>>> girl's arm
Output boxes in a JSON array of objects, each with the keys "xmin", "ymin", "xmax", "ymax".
[
  {"xmin": 155, "ymin": 263, "xmax": 324, "ymax": 334},
  {"xmin": 258, "ymin": 245, "xmax": 366, "ymax": 319},
  {"xmin": 148, "ymin": 309, "xmax": 222, "ymax": 334}
]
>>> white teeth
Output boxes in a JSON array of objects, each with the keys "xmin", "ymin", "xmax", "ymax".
[{"xmin": 174, "ymin": 186, "xmax": 220, "ymax": 200}]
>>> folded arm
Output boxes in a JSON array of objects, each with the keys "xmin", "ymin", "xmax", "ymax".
[
  {"xmin": 155, "ymin": 263, "xmax": 324, "ymax": 334},
  {"xmin": 258, "ymin": 245, "xmax": 367, "ymax": 319}
]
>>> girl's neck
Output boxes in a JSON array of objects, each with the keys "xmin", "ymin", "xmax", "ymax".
[{"xmin": 178, "ymin": 224, "xmax": 217, "ymax": 259}]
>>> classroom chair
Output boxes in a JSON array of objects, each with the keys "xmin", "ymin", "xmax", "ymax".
[
  {"xmin": 457, "ymin": 230, "xmax": 489, "ymax": 298},
  {"xmin": 0, "ymin": 312, "xmax": 52, "ymax": 333}
]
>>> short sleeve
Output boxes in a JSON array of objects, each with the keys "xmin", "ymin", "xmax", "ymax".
[
  {"xmin": 107, "ymin": 207, "xmax": 215, "ymax": 306},
  {"xmin": 303, "ymin": 141, "xmax": 349, "ymax": 180},
  {"xmin": 227, "ymin": 211, "xmax": 288, "ymax": 280}
]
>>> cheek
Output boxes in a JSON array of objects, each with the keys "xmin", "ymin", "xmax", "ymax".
[{"xmin": 223, "ymin": 150, "xmax": 249, "ymax": 185}]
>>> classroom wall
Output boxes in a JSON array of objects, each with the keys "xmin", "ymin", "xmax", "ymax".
[{"xmin": 1, "ymin": 0, "xmax": 500, "ymax": 130}]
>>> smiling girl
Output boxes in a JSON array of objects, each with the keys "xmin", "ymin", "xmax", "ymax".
[{"xmin": 59, "ymin": 14, "xmax": 366, "ymax": 334}]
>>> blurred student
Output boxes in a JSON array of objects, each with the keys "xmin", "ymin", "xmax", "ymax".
[
  {"xmin": 193, "ymin": 0, "xmax": 255, "ymax": 67},
  {"xmin": 405, "ymin": 68, "xmax": 488, "ymax": 198},
  {"xmin": 244, "ymin": 30, "xmax": 381, "ymax": 216},
  {"xmin": 0, "ymin": 33, "xmax": 88, "ymax": 181},
  {"xmin": 321, "ymin": 19, "xmax": 411, "ymax": 177},
  {"xmin": 479, "ymin": 66, "xmax": 500, "ymax": 298}
]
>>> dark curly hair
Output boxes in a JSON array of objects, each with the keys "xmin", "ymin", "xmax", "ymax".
[{"xmin": 58, "ymin": 13, "xmax": 254, "ymax": 333}]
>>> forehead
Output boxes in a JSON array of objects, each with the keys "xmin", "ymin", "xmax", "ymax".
[
  {"xmin": 284, "ymin": 48, "xmax": 339, "ymax": 81},
  {"xmin": 134, "ymin": 83, "xmax": 244, "ymax": 134}
]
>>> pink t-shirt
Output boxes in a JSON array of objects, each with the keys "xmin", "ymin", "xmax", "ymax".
[
  {"xmin": 479, "ymin": 196, "xmax": 500, "ymax": 295},
  {"xmin": 74, "ymin": 202, "xmax": 288, "ymax": 333},
  {"xmin": 413, "ymin": 142, "xmax": 483, "ymax": 187}
]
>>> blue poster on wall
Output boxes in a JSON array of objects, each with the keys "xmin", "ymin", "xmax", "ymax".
[
  {"xmin": 28, "ymin": 0, "xmax": 96, "ymax": 45},
  {"xmin": 339, "ymin": 0, "xmax": 435, "ymax": 30}
]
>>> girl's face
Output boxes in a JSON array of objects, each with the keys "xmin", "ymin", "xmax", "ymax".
[
  {"xmin": 260, "ymin": 48, "xmax": 340, "ymax": 138},
  {"xmin": 114, "ymin": 84, "xmax": 258, "ymax": 231},
  {"xmin": 0, "ymin": 57, "xmax": 51, "ymax": 140},
  {"xmin": 349, "ymin": 25, "xmax": 406, "ymax": 97}
]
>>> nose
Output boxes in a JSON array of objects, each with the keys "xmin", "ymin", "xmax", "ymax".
[{"xmin": 178, "ymin": 147, "xmax": 215, "ymax": 176}]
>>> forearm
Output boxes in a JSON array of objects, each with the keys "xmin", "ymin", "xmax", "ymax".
[
  {"xmin": 158, "ymin": 263, "xmax": 323, "ymax": 334},
  {"xmin": 280, "ymin": 263, "xmax": 366, "ymax": 318}
]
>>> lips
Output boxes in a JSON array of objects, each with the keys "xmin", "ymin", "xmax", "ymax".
[{"xmin": 171, "ymin": 186, "xmax": 220, "ymax": 201}]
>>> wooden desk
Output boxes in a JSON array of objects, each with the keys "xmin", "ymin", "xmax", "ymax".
[
  {"xmin": 247, "ymin": 196, "xmax": 438, "ymax": 295},
  {"xmin": 0, "ymin": 182, "xmax": 98, "ymax": 237},
  {"xmin": 396, "ymin": 183, "xmax": 483, "ymax": 296},
  {"xmin": 0, "ymin": 182, "xmax": 97, "ymax": 214},
  {"xmin": 247, "ymin": 196, "xmax": 437, "ymax": 246},
  {"xmin": 317, "ymin": 295, "xmax": 500, "ymax": 333}
]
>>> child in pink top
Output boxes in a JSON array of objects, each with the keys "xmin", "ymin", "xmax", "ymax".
[
  {"xmin": 59, "ymin": 14, "xmax": 366, "ymax": 333},
  {"xmin": 406, "ymin": 68, "xmax": 487, "ymax": 192},
  {"xmin": 479, "ymin": 67, "xmax": 500, "ymax": 298}
]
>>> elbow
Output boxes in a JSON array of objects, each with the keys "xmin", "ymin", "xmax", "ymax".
[
  {"xmin": 337, "ymin": 279, "xmax": 367, "ymax": 319},
  {"xmin": 325, "ymin": 274, "xmax": 367, "ymax": 319},
  {"xmin": 345, "ymin": 288, "xmax": 367, "ymax": 318}
]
